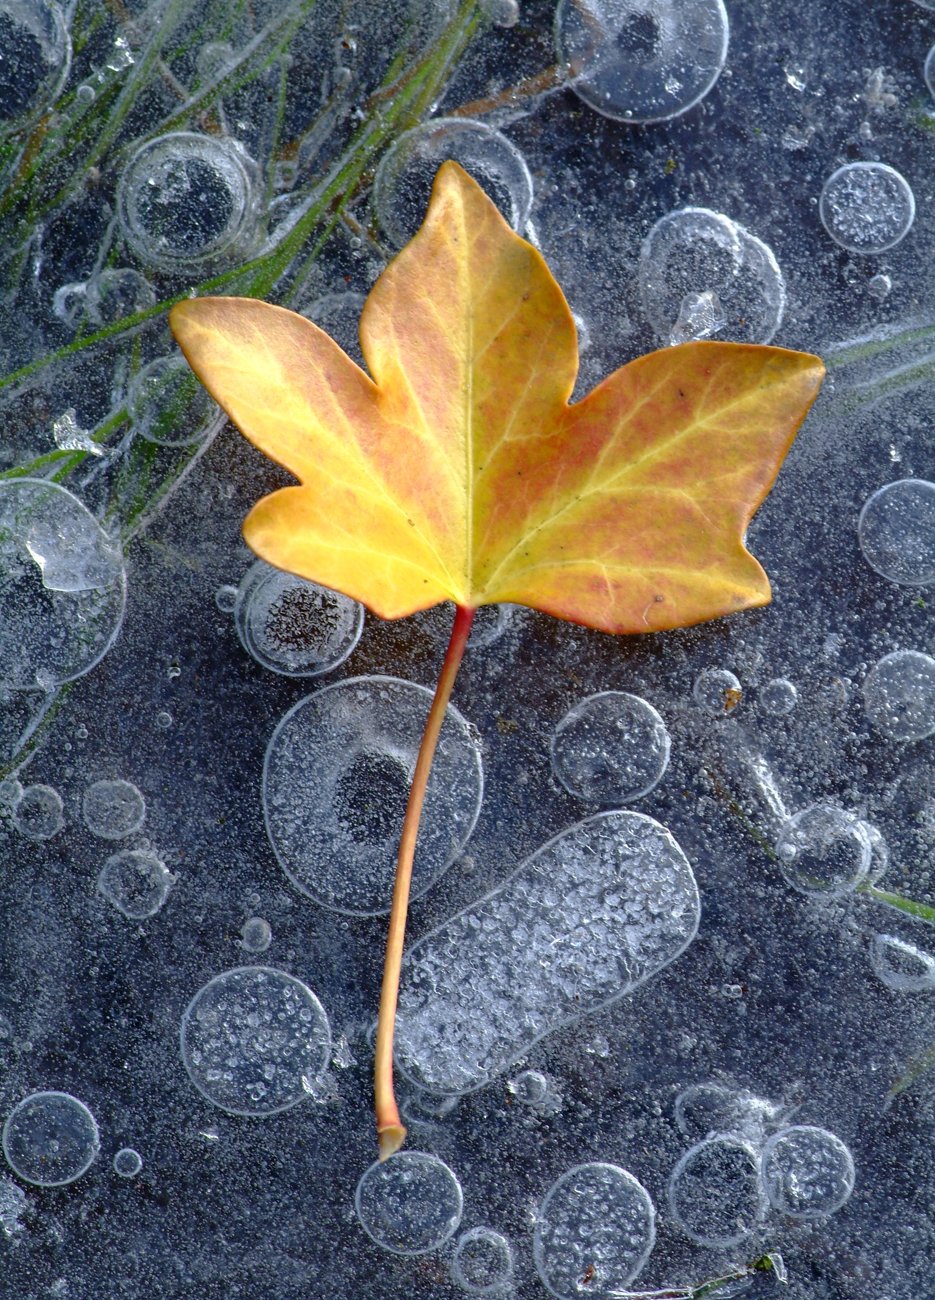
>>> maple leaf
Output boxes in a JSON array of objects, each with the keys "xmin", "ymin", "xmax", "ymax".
[{"xmin": 170, "ymin": 161, "xmax": 824, "ymax": 1160}]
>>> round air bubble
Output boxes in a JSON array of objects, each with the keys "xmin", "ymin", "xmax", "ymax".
[
  {"xmin": 819, "ymin": 163, "xmax": 915, "ymax": 254},
  {"xmin": 870, "ymin": 934, "xmax": 935, "ymax": 993},
  {"xmin": 774, "ymin": 804, "xmax": 872, "ymax": 896},
  {"xmin": 760, "ymin": 677, "xmax": 798, "ymax": 716},
  {"xmin": 97, "ymin": 849, "xmax": 174, "ymax": 919},
  {"xmin": 760, "ymin": 1125, "xmax": 855, "ymax": 1220},
  {"xmin": 373, "ymin": 118, "xmax": 533, "ymax": 248},
  {"xmin": 263, "ymin": 676, "xmax": 483, "ymax": 915},
  {"xmin": 240, "ymin": 916, "xmax": 272, "ymax": 954},
  {"xmin": 82, "ymin": 778, "xmax": 145, "ymax": 839},
  {"xmin": 533, "ymin": 1162, "xmax": 655, "ymax": 1298},
  {"xmin": 234, "ymin": 560, "xmax": 363, "ymax": 677},
  {"xmin": 297, "ymin": 291, "xmax": 366, "ymax": 368},
  {"xmin": 668, "ymin": 1135, "xmax": 763, "ymax": 1247},
  {"xmin": 857, "ymin": 479, "xmax": 935, "ymax": 586},
  {"xmin": 396, "ymin": 811, "xmax": 699, "ymax": 1095},
  {"xmin": 84, "ymin": 269, "xmax": 156, "ymax": 326},
  {"xmin": 550, "ymin": 690, "xmax": 670, "ymax": 803},
  {"xmin": 862, "ymin": 649, "xmax": 935, "ymax": 742},
  {"xmin": 354, "ymin": 1151, "xmax": 463, "ymax": 1255},
  {"xmin": 692, "ymin": 666, "xmax": 742, "ymax": 715},
  {"xmin": 556, "ymin": 0, "xmax": 729, "ymax": 124},
  {"xmin": 113, "ymin": 1147, "xmax": 143, "ymax": 1178},
  {"xmin": 639, "ymin": 207, "xmax": 785, "ymax": 345},
  {"xmin": 2, "ymin": 1091, "xmax": 99, "ymax": 1187},
  {"xmin": 0, "ymin": 0, "xmax": 71, "ymax": 127},
  {"xmin": 0, "ymin": 479, "xmax": 125, "ymax": 689},
  {"xmin": 507, "ymin": 1069, "xmax": 550, "ymax": 1106},
  {"xmin": 180, "ymin": 966, "xmax": 331, "ymax": 1116},
  {"xmin": 117, "ymin": 132, "xmax": 259, "ymax": 270},
  {"xmin": 129, "ymin": 354, "xmax": 226, "ymax": 448},
  {"xmin": 452, "ymin": 1226, "xmax": 513, "ymax": 1294},
  {"xmin": 12, "ymin": 783, "xmax": 63, "ymax": 840}
]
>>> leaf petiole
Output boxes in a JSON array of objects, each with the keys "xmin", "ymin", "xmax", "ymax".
[{"xmin": 374, "ymin": 603, "xmax": 475, "ymax": 1159}]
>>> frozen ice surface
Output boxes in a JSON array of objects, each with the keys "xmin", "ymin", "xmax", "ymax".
[
  {"xmin": 857, "ymin": 479, "xmax": 935, "ymax": 586},
  {"xmin": 263, "ymin": 675, "xmax": 483, "ymax": 914},
  {"xmin": 667, "ymin": 1134, "xmax": 764, "ymax": 1247},
  {"xmin": 2, "ymin": 1091, "xmax": 99, "ymax": 1187},
  {"xmin": 451, "ymin": 1226, "xmax": 513, "ymax": 1293},
  {"xmin": 550, "ymin": 690, "xmax": 671, "ymax": 803},
  {"xmin": 180, "ymin": 966, "xmax": 331, "ymax": 1116},
  {"xmin": 819, "ymin": 163, "xmax": 915, "ymax": 254},
  {"xmin": 233, "ymin": 559, "xmax": 363, "ymax": 676},
  {"xmin": 862, "ymin": 649, "xmax": 935, "ymax": 741},
  {"xmin": 555, "ymin": 0, "xmax": 729, "ymax": 124},
  {"xmin": 395, "ymin": 811, "xmax": 699, "ymax": 1093},
  {"xmin": 759, "ymin": 1125, "xmax": 855, "ymax": 1220},
  {"xmin": 532, "ymin": 1162, "xmax": 655, "ymax": 1297},
  {"xmin": 354, "ymin": 1151, "xmax": 463, "ymax": 1255}
]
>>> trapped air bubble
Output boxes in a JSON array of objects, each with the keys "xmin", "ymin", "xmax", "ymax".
[
  {"xmin": 82, "ymin": 779, "xmax": 146, "ymax": 839},
  {"xmin": 395, "ymin": 811, "xmax": 699, "ymax": 1095},
  {"xmin": 862, "ymin": 649, "xmax": 935, "ymax": 742},
  {"xmin": 11, "ymin": 783, "xmax": 63, "ymax": 840},
  {"xmin": 113, "ymin": 1147, "xmax": 143, "ymax": 1178},
  {"xmin": 0, "ymin": 0, "xmax": 71, "ymax": 129},
  {"xmin": 354, "ymin": 1152, "xmax": 463, "ymax": 1255},
  {"xmin": 373, "ymin": 119, "xmax": 533, "ymax": 248},
  {"xmin": 550, "ymin": 690, "xmax": 671, "ymax": 803},
  {"xmin": 774, "ymin": 804, "xmax": 872, "ymax": 896},
  {"xmin": 451, "ymin": 1226, "xmax": 514, "ymax": 1294},
  {"xmin": 759, "ymin": 1125, "xmax": 855, "ymax": 1220},
  {"xmin": 2, "ymin": 1091, "xmax": 99, "ymax": 1187},
  {"xmin": 555, "ymin": 0, "xmax": 729, "ymax": 124},
  {"xmin": 870, "ymin": 934, "xmax": 935, "ymax": 993},
  {"xmin": 819, "ymin": 163, "xmax": 915, "ymax": 254},
  {"xmin": 129, "ymin": 355, "xmax": 226, "ymax": 449},
  {"xmin": 233, "ymin": 560, "xmax": 363, "ymax": 677},
  {"xmin": 97, "ymin": 849, "xmax": 174, "ymax": 919},
  {"xmin": 180, "ymin": 966, "xmax": 331, "ymax": 1116},
  {"xmin": 857, "ymin": 479, "xmax": 935, "ymax": 586},
  {"xmin": 667, "ymin": 1135, "xmax": 764, "ymax": 1247},
  {"xmin": 263, "ymin": 676, "xmax": 482, "ymax": 915}
]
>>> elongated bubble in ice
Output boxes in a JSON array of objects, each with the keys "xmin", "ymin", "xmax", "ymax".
[
  {"xmin": 639, "ymin": 207, "xmax": 785, "ymax": 344},
  {"xmin": 760, "ymin": 1125, "xmax": 855, "ymax": 1220},
  {"xmin": 870, "ymin": 933, "xmax": 935, "ymax": 993},
  {"xmin": 857, "ymin": 479, "xmax": 935, "ymax": 586},
  {"xmin": 82, "ymin": 778, "xmax": 146, "ymax": 839},
  {"xmin": 452, "ymin": 1226, "xmax": 513, "ymax": 1294},
  {"xmin": 117, "ymin": 132, "xmax": 260, "ymax": 270},
  {"xmin": 97, "ymin": 849, "xmax": 174, "ymax": 919},
  {"xmin": 533, "ymin": 1162, "xmax": 655, "ymax": 1298},
  {"xmin": 0, "ymin": 479, "xmax": 125, "ymax": 689},
  {"xmin": 556, "ymin": 0, "xmax": 729, "ymax": 124},
  {"xmin": 11, "ymin": 783, "xmax": 63, "ymax": 840},
  {"xmin": 373, "ymin": 119, "xmax": 533, "ymax": 248},
  {"xmin": 2, "ymin": 1091, "xmax": 99, "ymax": 1187},
  {"xmin": 395, "ymin": 811, "xmax": 699, "ymax": 1094},
  {"xmin": 774, "ymin": 804, "xmax": 872, "ymax": 896},
  {"xmin": 354, "ymin": 1152, "xmax": 463, "ymax": 1255},
  {"xmin": 550, "ymin": 691, "xmax": 671, "ymax": 803},
  {"xmin": 234, "ymin": 560, "xmax": 363, "ymax": 677},
  {"xmin": 674, "ymin": 1082, "xmax": 783, "ymax": 1144},
  {"xmin": 819, "ymin": 163, "xmax": 915, "ymax": 254},
  {"xmin": 668, "ymin": 1135, "xmax": 763, "ymax": 1247},
  {"xmin": 263, "ymin": 676, "xmax": 483, "ymax": 915},
  {"xmin": 862, "ymin": 649, "xmax": 935, "ymax": 742},
  {"xmin": 129, "ymin": 355, "xmax": 226, "ymax": 449},
  {"xmin": 180, "ymin": 967, "xmax": 331, "ymax": 1116},
  {"xmin": 0, "ymin": 0, "xmax": 70, "ymax": 127}
]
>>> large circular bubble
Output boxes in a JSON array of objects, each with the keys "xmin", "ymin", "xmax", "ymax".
[
  {"xmin": 83, "ymin": 778, "xmax": 146, "ymax": 839},
  {"xmin": 819, "ymin": 163, "xmax": 915, "ymax": 254},
  {"xmin": 774, "ymin": 804, "xmax": 872, "ymax": 896},
  {"xmin": 0, "ymin": 0, "xmax": 71, "ymax": 128},
  {"xmin": 373, "ymin": 119, "xmax": 533, "ymax": 248},
  {"xmin": 3, "ymin": 1091, "xmax": 99, "ymax": 1187},
  {"xmin": 263, "ymin": 676, "xmax": 483, "ymax": 915},
  {"xmin": 550, "ymin": 691, "xmax": 670, "ymax": 803},
  {"xmin": 668, "ymin": 1135, "xmax": 763, "ymax": 1246},
  {"xmin": 533, "ymin": 1162, "xmax": 655, "ymax": 1297},
  {"xmin": 129, "ymin": 355, "xmax": 226, "ymax": 448},
  {"xmin": 760, "ymin": 1125, "xmax": 855, "ymax": 1220},
  {"xmin": 556, "ymin": 0, "xmax": 729, "ymax": 124},
  {"xmin": 0, "ymin": 479, "xmax": 125, "ymax": 689},
  {"xmin": 97, "ymin": 849, "xmax": 174, "ymax": 919},
  {"xmin": 180, "ymin": 966, "xmax": 331, "ymax": 1116},
  {"xmin": 233, "ymin": 560, "xmax": 363, "ymax": 677},
  {"xmin": 858, "ymin": 480, "xmax": 935, "ymax": 586},
  {"xmin": 862, "ymin": 650, "xmax": 935, "ymax": 742},
  {"xmin": 355, "ymin": 1152, "xmax": 463, "ymax": 1255}
]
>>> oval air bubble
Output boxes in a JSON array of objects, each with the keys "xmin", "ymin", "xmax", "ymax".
[
  {"xmin": 263, "ymin": 676, "xmax": 483, "ymax": 915},
  {"xmin": 556, "ymin": 0, "xmax": 729, "ymax": 124},
  {"xmin": 82, "ymin": 778, "xmax": 146, "ymax": 839},
  {"xmin": 668, "ymin": 1135, "xmax": 763, "ymax": 1246},
  {"xmin": 858, "ymin": 479, "xmax": 935, "ymax": 586},
  {"xmin": 373, "ymin": 118, "xmax": 533, "ymax": 248},
  {"xmin": 12, "ymin": 783, "xmax": 64, "ymax": 840},
  {"xmin": 354, "ymin": 1151, "xmax": 463, "ymax": 1255},
  {"xmin": 180, "ymin": 966, "xmax": 331, "ymax": 1116},
  {"xmin": 819, "ymin": 163, "xmax": 915, "ymax": 255},
  {"xmin": 862, "ymin": 649, "xmax": 935, "ymax": 742},
  {"xmin": 97, "ymin": 849, "xmax": 174, "ymax": 919},
  {"xmin": 0, "ymin": 479, "xmax": 125, "ymax": 689},
  {"xmin": 759, "ymin": 1125, "xmax": 855, "ymax": 1220},
  {"xmin": 117, "ymin": 132, "xmax": 259, "ymax": 271},
  {"xmin": 234, "ymin": 560, "xmax": 363, "ymax": 677},
  {"xmin": 2, "ymin": 1091, "xmax": 99, "ymax": 1187},
  {"xmin": 452, "ymin": 1226, "xmax": 513, "ymax": 1294},
  {"xmin": 0, "ymin": 0, "xmax": 71, "ymax": 129},
  {"xmin": 870, "ymin": 934, "xmax": 935, "ymax": 993},
  {"xmin": 550, "ymin": 691, "xmax": 670, "ymax": 803},
  {"xmin": 396, "ymin": 810, "xmax": 699, "ymax": 1095},
  {"xmin": 533, "ymin": 1162, "xmax": 655, "ymax": 1298},
  {"xmin": 639, "ymin": 207, "xmax": 784, "ymax": 345},
  {"xmin": 129, "ymin": 354, "xmax": 226, "ymax": 448},
  {"xmin": 774, "ymin": 804, "xmax": 872, "ymax": 896}
]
